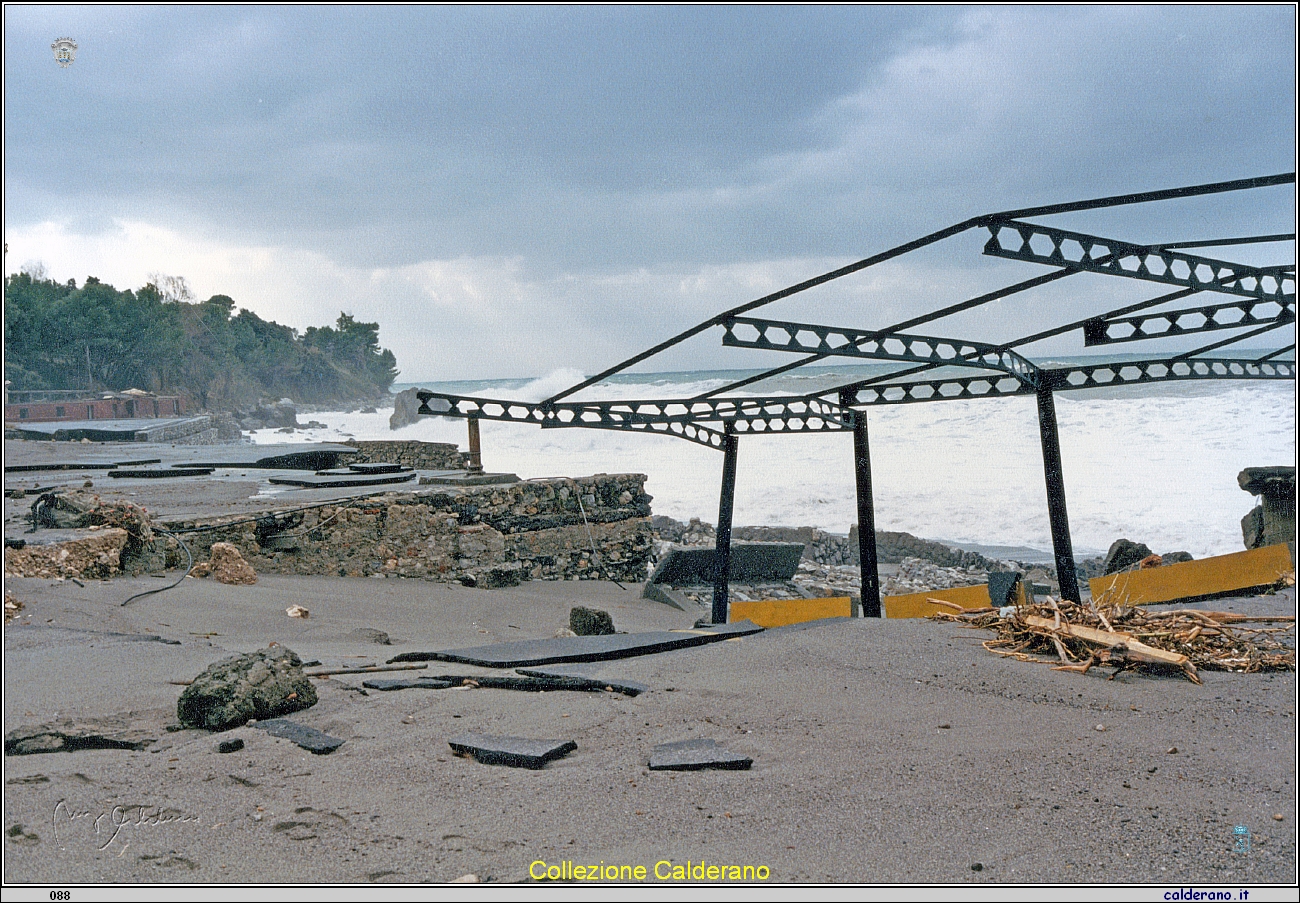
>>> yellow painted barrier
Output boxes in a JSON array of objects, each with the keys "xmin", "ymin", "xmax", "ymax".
[
  {"xmin": 1088, "ymin": 542, "xmax": 1295, "ymax": 607},
  {"xmin": 884, "ymin": 583, "xmax": 994, "ymax": 619},
  {"xmin": 884, "ymin": 580, "xmax": 1030, "ymax": 619},
  {"xmin": 729, "ymin": 596, "xmax": 853, "ymax": 628}
]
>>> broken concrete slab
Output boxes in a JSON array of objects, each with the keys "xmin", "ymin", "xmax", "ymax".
[
  {"xmin": 515, "ymin": 667, "xmax": 649, "ymax": 697},
  {"xmin": 266, "ymin": 470, "xmax": 417, "ymax": 489},
  {"xmin": 361, "ymin": 677, "xmax": 454, "ymax": 691},
  {"xmin": 648, "ymin": 738, "xmax": 752, "ymax": 771},
  {"xmin": 439, "ymin": 674, "xmax": 643, "ymax": 696},
  {"xmin": 5, "ymin": 717, "xmax": 157, "ymax": 756},
  {"xmin": 447, "ymin": 733, "xmax": 576, "ymax": 769},
  {"xmin": 646, "ymin": 543, "xmax": 804, "ymax": 587},
  {"xmin": 359, "ymin": 672, "xmax": 646, "ymax": 696},
  {"xmin": 252, "ymin": 719, "xmax": 345, "ymax": 755},
  {"xmin": 340, "ymin": 462, "xmax": 405, "ymax": 478},
  {"xmin": 108, "ymin": 467, "xmax": 216, "ymax": 478},
  {"xmin": 389, "ymin": 620, "xmax": 763, "ymax": 668},
  {"xmin": 641, "ymin": 582, "xmax": 691, "ymax": 610}
]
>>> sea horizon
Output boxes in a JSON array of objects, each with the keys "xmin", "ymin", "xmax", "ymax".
[{"xmin": 253, "ymin": 365, "xmax": 1295, "ymax": 564}]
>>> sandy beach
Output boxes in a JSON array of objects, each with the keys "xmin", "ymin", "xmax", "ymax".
[{"xmin": 3, "ymin": 568, "xmax": 1295, "ymax": 886}]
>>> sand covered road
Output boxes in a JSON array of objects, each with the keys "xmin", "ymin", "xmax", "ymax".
[{"xmin": 3, "ymin": 574, "xmax": 1295, "ymax": 885}]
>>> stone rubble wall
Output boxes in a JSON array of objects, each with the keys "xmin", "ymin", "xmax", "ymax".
[
  {"xmin": 342, "ymin": 439, "xmax": 469, "ymax": 471},
  {"xmin": 4, "ymin": 528, "xmax": 130, "ymax": 579},
  {"xmin": 650, "ymin": 516, "xmax": 1003, "ymax": 570},
  {"xmin": 157, "ymin": 473, "xmax": 652, "ymax": 584}
]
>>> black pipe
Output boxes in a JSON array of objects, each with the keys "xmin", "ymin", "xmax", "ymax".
[
  {"xmin": 712, "ymin": 431, "xmax": 739, "ymax": 625},
  {"xmin": 853, "ymin": 410, "xmax": 882, "ymax": 617},
  {"xmin": 1036, "ymin": 386, "xmax": 1081, "ymax": 602}
]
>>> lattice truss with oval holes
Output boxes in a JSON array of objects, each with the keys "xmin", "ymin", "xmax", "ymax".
[
  {"xmin": 415, "ymin": 177, "xmax": 1296, "ymax": 450},
  {"xmin": 417, "ymin": 392, "xmax": 855, "ymax": 449}
]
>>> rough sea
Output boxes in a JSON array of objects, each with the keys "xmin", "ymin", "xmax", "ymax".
[{"xmin": 249, "ymin": 362, "xmax": 1296, "ymax": 562}]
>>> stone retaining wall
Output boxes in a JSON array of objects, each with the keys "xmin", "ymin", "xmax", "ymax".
[
  {"xmin": 159, "ymin": 473, "xmax": 652, "ymax": 584},
  {"xmin": 652, "ymin": 516, "xmax": 1002, "ymax": 570},
  {"xmin": 4, "ymin": 529, "xmax": 130, "ymax": 579},
  {"xmin": 343, "ymin": 439, "xmax": 469, "ymax": 471}
]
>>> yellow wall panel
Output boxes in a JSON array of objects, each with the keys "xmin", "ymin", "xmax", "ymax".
[
  {"xmin": 1088, "ymin": 542, "xmax": 1294, "ymax": 607},
  {"xmin": 883, "ymin": 583, "xmax": 994, "ymax": 619},
  {"xmin": 729, "ymin": 596, "xmax": 853, "ymax": 627}
]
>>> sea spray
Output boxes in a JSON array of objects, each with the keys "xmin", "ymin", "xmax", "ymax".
[{"xmin": 252, "ymin": 370, "xmax": 1295, "ymax": 560}]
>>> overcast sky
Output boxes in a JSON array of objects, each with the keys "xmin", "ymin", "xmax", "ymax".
[{"xmin": 4, "ymin": 6, "xmax": 1296, "ymax": 382}]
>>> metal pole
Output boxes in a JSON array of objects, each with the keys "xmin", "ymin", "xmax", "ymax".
[
  {"xmin": 467, "ymin": 416, "xmax": 483, "ymax": 472},
  {"xmin": 712, "ymin": 430, "xmax": 739, "ymax": 625},
  {"xmin": 1036, "ymin": 385, "xmax": 1081, "ymax": 602},
  {"xmin": 852, "ymin": 409, "xmax": 882, "ymax": 617}
]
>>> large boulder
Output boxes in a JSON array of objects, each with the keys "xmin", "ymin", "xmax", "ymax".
[
  {"xmin": 192, "ymin": 542, "xmax": 258, "ymax": 585},
  {"xmin": 389, "ymin": 387, "xmax": 423, "ymax": 430},
  {"xmin": 570, "ymin": 606, "xmax": 615, "ymax": 636},
  {"xmin": 1238, "ymin": 466, "xmax": 1296, "ymax": 549},
  {"xmin": 177, "ymin": 646, "xmax": 317, "ymax": 731},
  {"xmin": 1102, "ymin": 538, "xmax": 1153, "ymax": 575}
]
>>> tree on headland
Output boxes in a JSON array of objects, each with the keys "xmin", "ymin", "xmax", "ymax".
[{"xmin": 3, "ymin": 272, "xmax": 400, "ymax": 410}]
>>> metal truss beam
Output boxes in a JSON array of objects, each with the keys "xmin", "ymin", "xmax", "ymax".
[
  {"xmin": 841, "ymin": 373, "xmax": 1035, "ymax": 407},
  {"xmin": 983, "ymin": 221, "xmax": 1295, "ymax": 301},
  {"xmin": 417, "ymin": 390, "xmax": 728, "ymax": 448},
  {"xmin": 1043, "ymin": 357, "xmax": 1295, "ymax": 391},
  {"xmin": 1083, "ymin": 297, "xmax": 1296, "ymax": 346},
  {"xmin": 415, "ymin": 390, "xmax": 854, "ymax": 449},
  {"xmin": 722, "ymin": 316, "xmax": 1041, "ymax": 387},
  {"xmin": 838, "ymin": 356, "xmax": 1294, "ymax": 409}
]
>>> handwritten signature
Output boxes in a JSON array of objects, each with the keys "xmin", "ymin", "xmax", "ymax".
[{"xmin": 53, "ymin": 800, "xmax": 201, "ymax": 851}]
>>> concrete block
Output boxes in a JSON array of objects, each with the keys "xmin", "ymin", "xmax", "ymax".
[
  {"xmin": 448, "ymin": 733, "xmax": 576, "ymax": 769},
  {"xmin": 649, "ymin": 738, "xmax": 752, "ymax": 771},
  {"xmin": 252, "ymin": 719, "xmax": 345, "ymax": 755}
]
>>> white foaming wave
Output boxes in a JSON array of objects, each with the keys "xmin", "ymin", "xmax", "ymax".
[
  {"xmin": 511, "ymin": 368, "xmax": 590, "ymax": 402},
  {"xmin": 248, "ymin": 380, "xmax": 1294, "ymax": 559},
  {"xmin": 569, "ymin": 377, "xmax": 737, "ymax": 402}
]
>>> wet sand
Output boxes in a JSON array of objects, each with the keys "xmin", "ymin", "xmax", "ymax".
[{"xmin": 3, "ymin": 571, "xmax": 1295, "ymax": 886}]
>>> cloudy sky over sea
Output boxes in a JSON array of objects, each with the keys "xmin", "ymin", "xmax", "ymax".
[{"xmin": 4, "ymin": 6, "xmax": 1295, "ymax": 381}]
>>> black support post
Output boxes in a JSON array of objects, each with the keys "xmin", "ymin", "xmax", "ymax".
[
  {"xmin": 852, "ymin": 410, "xmax": 882, "ymax": 617},
  {"xmin": 1036, "ymin": 385, "xmax": 1081, "ymax": 602},
  {"xmin": 712, "ymin": 430, "xmax": 739, "ymax": 625}
]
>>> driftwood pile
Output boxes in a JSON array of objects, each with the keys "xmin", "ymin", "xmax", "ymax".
[{"xmin": 930, "ymin": 597, "xmax": 1295, "ymax": 684}]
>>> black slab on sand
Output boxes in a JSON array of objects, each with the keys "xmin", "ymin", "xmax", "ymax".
[
  {"xmin": 515, "ymin": 667, "xmax": 649, "ymax": 697},
  {"xmin": 649, "ymin": 738, "xmax": 753, "ymax": 771},
  {"xmin": 361, "ymin": 677, "xmax": 454, "ymax": 691},
  {"xmin": 390, "ymin": 620, "xmax": 763, "ymax": 668},
  {"xmin": 267, "ymin": 471, "xmax": 417, "ymax": 489},
  {"xmin": 252, "ymin": 719, "xmax": 345, "ymax": 755},
  {"xmin": 448, "ymin": 733, "xmax": 577, "ymax": 769},
  {"xmin": 109, "ymin": 467, "xmax": 215, "ymax": 478}
]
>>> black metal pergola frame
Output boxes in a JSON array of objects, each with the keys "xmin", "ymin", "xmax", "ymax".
[{"xmin": 415, "ymin": 174, "xmax": 1296, "ymax": 621}]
